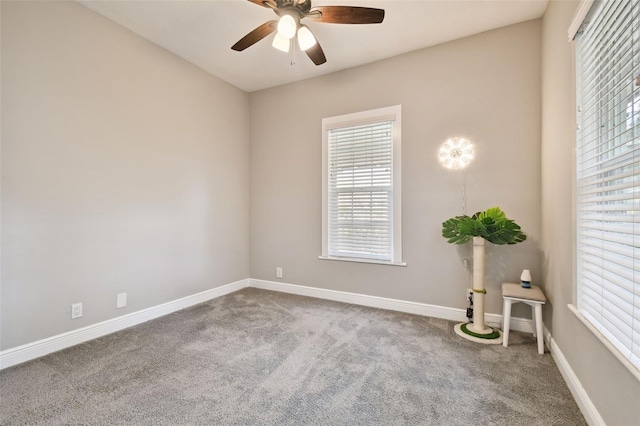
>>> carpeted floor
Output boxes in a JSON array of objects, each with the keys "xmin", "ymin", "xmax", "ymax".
[{"xmin": 0, "ymin": 288, "xmax": 585, "ymax": 425}]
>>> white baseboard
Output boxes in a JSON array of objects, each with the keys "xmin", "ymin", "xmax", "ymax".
[
  {"xmin": 249, "ymin": 278, "xmax": 533, "ymax": 333},
  {"xmin": 0, "ymin": 279, "xmax": 250, "ymax": 370},
  {"xmin": 544, "ymin": 327, "xmax": 605, "ymax": 426}
]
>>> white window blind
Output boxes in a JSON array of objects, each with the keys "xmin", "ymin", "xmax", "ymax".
[
  {"xmin": 328, "ymin": 121, "xmax": 393, "ymax": 261},
  {"xmin": 321, "ymin": 105, "xmax": 402, "ymax": 265},
  {"xmin": 575, "ymin": 0, "xmax": 640, "ymax": 371}
]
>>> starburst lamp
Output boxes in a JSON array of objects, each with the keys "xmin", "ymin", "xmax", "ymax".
[{"xmin": 438, "ymin": 137, "xmax": 474, "ymax": 170}]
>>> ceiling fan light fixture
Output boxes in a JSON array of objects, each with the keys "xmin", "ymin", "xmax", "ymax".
[
  {"xmin": 232, "ymin": 0, "xmax": 385, "ymax": 66},
  {"xmin": 297, "ymin": 25, "xmax": 316, "ymax": 51},
  {"xmin": 277, "ymin": 14, "xmax": 297, "ymax": 39},
  {"xmin": 272, "ymin": 32, "xmax": 290, "ymax": 52}
]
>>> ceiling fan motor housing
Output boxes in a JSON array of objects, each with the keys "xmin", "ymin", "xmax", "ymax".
[{"xmin": 273, "ymin": 0, "xmax": 312, "ymax": 17}]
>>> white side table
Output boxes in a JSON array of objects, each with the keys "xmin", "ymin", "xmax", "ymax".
[{"xmin": 502, "ymin": 282, "xmax": 547, "ymax": 354}]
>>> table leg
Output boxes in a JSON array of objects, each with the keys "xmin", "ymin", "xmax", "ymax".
[
  {"xmin": 531, "ymin": 304, "xmax": 537, "ymax": 338},
  {"xmin": 503, "ymin": 298, "xmax": 512, "ymax": 348},
  {"xmin": 535, "ymin": 303, "xmax": 544, "ymax": 354}
]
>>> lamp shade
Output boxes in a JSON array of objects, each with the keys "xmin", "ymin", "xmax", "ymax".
[
  {"xmin": 297, "ymin": 25, "xmax": 317, "ymax": 51},
  {"xmin": 272, "ymin": 32, "xmax": 290, "ymax": 52},
  {"xmin": 520, "ymin": 269, "xmax": 532, "ymax": 288},
  {"xmin": 277, "ymin": 14, "xmax": 297, "ymax": 39}
]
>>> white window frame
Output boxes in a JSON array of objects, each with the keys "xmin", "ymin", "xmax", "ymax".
[
  {"xmin": 570, "ymin": 0, "xmax": 640, "ymax": 380},
  {"xmin": 320, "ymin": 105, "xmax": 405, "ymax": 266}
]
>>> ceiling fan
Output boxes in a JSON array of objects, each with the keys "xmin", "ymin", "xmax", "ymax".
[{"xmin": 231, "ymin": 0, "xmax": 385, "ymax": 66}]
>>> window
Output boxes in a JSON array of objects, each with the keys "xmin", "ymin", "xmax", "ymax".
[
  {"xmin": 575, "ymin": 0, "xmax": 639, "ymax": 372},
  {"xmin": 321, "ymin": 105, "xmax": 403, "ymax": 265}
]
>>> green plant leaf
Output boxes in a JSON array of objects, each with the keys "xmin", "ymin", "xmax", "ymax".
[
  {"xmin": 442, "ymin": 216, "xmax": 472, "ymax": 244},
  {"xmin": 483, "ymin": 207, "xmax": 506, "ymax": 221},
  {"xmin": 457, "ymin": 218, "xmax": 486, "ymax": 238}
]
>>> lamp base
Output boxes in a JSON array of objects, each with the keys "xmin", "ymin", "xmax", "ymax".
[{"xmin": 454, "ymin": 323, "xmax": 503, "ymax": 345}]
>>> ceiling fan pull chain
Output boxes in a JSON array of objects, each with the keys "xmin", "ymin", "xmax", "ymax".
[{"xmin": 290, "ymin": 36, "xmax": 297, "ymax": 66}]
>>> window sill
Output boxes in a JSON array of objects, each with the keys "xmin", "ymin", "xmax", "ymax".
[
  {"xmin": 318, "ymin": 256, "xmax": 407, "ymax": 267},
  {"xmin": 567, "ymin": 304, "xmax": 640, "ymax": 382}
]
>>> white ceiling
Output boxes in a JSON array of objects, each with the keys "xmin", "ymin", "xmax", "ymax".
[{"xmin": 78, "ymin": 0, "xmax": 549, "ymax": 92}]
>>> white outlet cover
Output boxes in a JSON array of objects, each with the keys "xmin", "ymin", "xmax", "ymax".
[
  {"xmin": 276, "ymin": 267, "xmax": 283, "ymax": 278},
  {"xmin": 71, "ymin": 303, "xmax": 83, "ymax": 319},
  {"xmin": 117, "ymin": 293, "xmax": 127, "ymax": 308}
]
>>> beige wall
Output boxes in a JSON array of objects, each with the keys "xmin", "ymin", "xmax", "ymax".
[
  {"xmin": 541, "ymin": 1, "xmax": 640, "ymax": 424},
  {"xmin": 250, "ymin": 20, "xmax": 542, "ymax": 318},
  {"xmin": 1, "ymin": 1, "xmax": 250, "ymax": 349}
]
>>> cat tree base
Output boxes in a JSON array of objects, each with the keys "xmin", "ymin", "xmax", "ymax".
[{"xmin": 454, "ymin": 323, "xmax": 503, "ymax": 345}]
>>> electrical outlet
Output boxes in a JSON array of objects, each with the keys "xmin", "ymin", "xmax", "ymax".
[
  {"xmin": 463, "ymin": 259, "xmax": 469, "ymax": 268},
  {"xmin": 117, "ymin": 293, "xmax": 127, "ymax": 309},
  {"xmin": 71, "ymin": 303, "xmax": 83, "ymax": 319},
  {"xmin": 276, "ymin": 267, "xmax": 283, "ymax": 279}
]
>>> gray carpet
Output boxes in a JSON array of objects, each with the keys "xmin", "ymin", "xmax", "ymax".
[{"xmin": 0, "ymin": 288, "xmax": 585, "ymax": 425}]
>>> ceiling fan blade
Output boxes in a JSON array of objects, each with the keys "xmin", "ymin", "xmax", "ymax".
[
  {"xmin": 231, "ymin": 20, "xmax": 277, "ymax": 51},
  {"xmin": 305, "ymin": 38, "xmax": 327, "ymax": 66},
  {"xmin": 247, "ymin": 0, "xmax": 277, "ymax": 9},
  {"xmin": 307, "ymin": 6, "xmax": 385, "ymax": 24}
]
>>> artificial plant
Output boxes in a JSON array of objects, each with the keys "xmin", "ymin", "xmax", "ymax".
[{"xmin": 442, "ymin": 206, "xmax": 526, "ymax": 246}]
